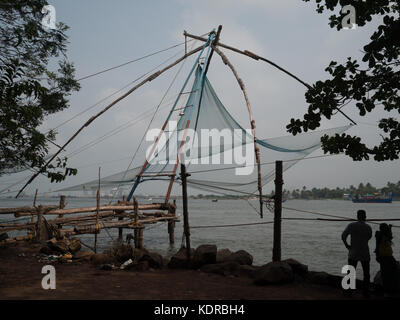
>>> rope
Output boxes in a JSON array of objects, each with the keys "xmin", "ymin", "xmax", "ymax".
[
  {"xmin": 187, "ymin": 153, "xmax": 343, "ymax": 175},
  {"xmin": 281, "ymin": 217, "xmax": 400, "ymax": 222},
  {"xmin": 282, "ymin": 206, "xmax": 400, "ymax": 228},
  {"xmin": 76, "ymin": 38, "xmax": 199, "ymax": 81},
  {"xmin": 65, "ymin": 97, "xmax": 177, "ymax": 158},
  {"xmin": 191, "ymin": 221, "xmax": 273, "ymax": 229},
  {"xmin": 50, "ymin": 49, "xmax": 184, "ymax": 133}
]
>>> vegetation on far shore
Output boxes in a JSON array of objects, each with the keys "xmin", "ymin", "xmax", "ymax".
[{"xmin": 190, "ymin": 180, "xmax": 400, "ymax": 200}]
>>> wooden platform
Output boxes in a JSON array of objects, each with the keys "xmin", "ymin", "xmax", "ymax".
[{"xmin": 0, "ymin": 196, "xmax": 179, "ymax": 250}]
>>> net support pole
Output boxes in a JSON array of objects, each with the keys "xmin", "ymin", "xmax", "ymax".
[
  {"xmin": 163, "ymin": 32, "xmax": 215, "ymax": 204},
  {"xmin": 134, "ymin": 198, "xmax": 139, "ymax": 248},
  {"xmin": 94, "ymin": 167, "xmax": 100, "ymax": 253},
  {"xmin": 168, "ymin": 199, "xmax": 176, "ymax": 245},
  {"xmin": 180, "ymin": 163, "xmax": 191, "ymax": 260},
  {"xmin": 213, "ymin": 47, "xmax": 264, "ymax": 218},
  {"xmin": 272, "ymin": 160, "xmax": 283, "ymax": 262},
  {"xmin": 31, "ymin": 189, "xmax": 38, "ymax": 225}
]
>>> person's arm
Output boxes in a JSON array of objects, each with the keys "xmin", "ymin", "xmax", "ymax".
[
  {"xmin": 342, "ymin": 225, "xmax": 351, "ymax": 250},
  {"xmin": 367, "ymin": 225, "xmax": 372, "ymax": 240},
  {"xmin": 374, "ymin": 231, "xmax": 380, "ymax": 254}
]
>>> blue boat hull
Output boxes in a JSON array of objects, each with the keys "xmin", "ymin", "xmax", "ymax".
[{"xmin": 352, "ymin": 198, "xmax": 392, "ymax": 203}]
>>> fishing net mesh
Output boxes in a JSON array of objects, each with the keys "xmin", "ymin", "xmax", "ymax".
[{"xmin": 58, "ymin": 66, "xmax": 351, "ymax": 197}]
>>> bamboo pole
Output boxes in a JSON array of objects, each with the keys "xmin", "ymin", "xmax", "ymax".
[
  {"xmin": 167, "ymin": 199, "xmax": 176, "ymax": 245},
  {"xmin": 33, "ymin": 189, "xmax": 38, "ymax": 207},
  {"xmin": 0, "ymin": 205, "xmax": 58, "ymax": 215},
  {"xmin": 184, "ymin": 31, "xmax": 312, "ymax": 88},
  {"xmin": 134, "ymin": 198, "xmax": 139, "ymax": 248},
  {"xmin": 49, "ymin": 211, "xmax": 118, "ymax": 225},
  {"xmin": 59, "ymin": 195, "xmax": 66, "ymax": 209},
  {"xmin": 213, "ymin": 46, "xmax": 264, "ymax": 218},
  {"xmin": 94, "ymin": 167, "xmax": 100, "ymax": 253},
  {"xmin": 203, "ymin": 25, "xmax": 222, "ymax": 76},
  {"xmin": 15, "ymin": 45, "xmax": 205, "ymax": 198},
  {"xmin": 164, "ymin": 31, "xmax": 218, "ymax": 204},
  {"xmin": 57, "ymin": 195, "xmax": 66, "ymax": 229},
  {"xmin": 36, "ymin": 206, "xmax": 44, "ymax": 241},
  {"xmin": 139, "ymin": 228, "xmax": 144, "ymax": 249},
  {"xmin": 71, "ymin": 216, "xmax": 175, "ymax": 234},
  {"xmin": 31, "ymin": 189, "xmax": 38, "ymax": 225},
  {"xmin": 2, "ymin": 203, "xmax": 173, "ymax": 216},
  {"xmin": 272, "ymin": 161, "xmax": 283, "ymax": 262},
  {"xmin": 180, "ymin": 163, "xmax": 191, "ymax": 259},
  {"xmin": 0, "ymin": 213, "xmax": 178, "ymax": 233}
]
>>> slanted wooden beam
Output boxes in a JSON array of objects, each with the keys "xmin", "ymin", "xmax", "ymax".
[
  {"xmin": 213, "ymin": 46, "xmax": 264, "ymax": 218},
  {"xmin": 1, "ymin": 203, "xmax": 174, "ymax": 216}
]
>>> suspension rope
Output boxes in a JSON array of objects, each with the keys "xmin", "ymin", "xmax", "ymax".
[
  {"xmin": 65, "ymin": 96, "xmax": 177, "ymax": 158},
  {"xmin": 187, "ymin": 153, "xmax": 342, "ymax": 175},
  {"xmin": 282, "ymin": 206, "xmax": 400, "ymax": 228},
  {"xmin": 76, "ymin": 37, "xmax": 203, "ymax": 81},
  {"xmin": 50, "ymin": 49, "xmax": 184, "ymax": 133},
  {"xmin": 191, "ymin": 221, "xmax": 274, "ymax": 229}
]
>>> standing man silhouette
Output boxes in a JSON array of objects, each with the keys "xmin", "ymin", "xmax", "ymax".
[{"xmin": 342, "ymin": 209, "xmax": 372, "ymax": 297}]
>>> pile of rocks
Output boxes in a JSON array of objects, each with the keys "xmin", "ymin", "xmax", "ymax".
[
  {"xmin": 167, "ymin": 244, "xmax": 312, "ymax": 286},
  {"xmin": 91, "ymin": 244, "xmax": 164, "ymax": 272},
  {"xmin": 168, "ymin": 245, "xmax": 258, "ymax": 278}
]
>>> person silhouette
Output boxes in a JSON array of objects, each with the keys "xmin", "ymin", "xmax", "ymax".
[
  {"xmin": 375, "ymin": 223, "xmax": 398, "ymax": 297},
  {"xmin": 342, "ymin": 209, "xmax": 372, "ymax": 297}
]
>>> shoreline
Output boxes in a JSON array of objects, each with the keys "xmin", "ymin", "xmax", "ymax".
[{"xmin": 0, "ymin": 240, "xmax": 378, "ymax": 300}]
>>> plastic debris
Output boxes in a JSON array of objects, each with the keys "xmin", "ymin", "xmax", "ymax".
[{"xmin": 120, "ymin": 259, "xmax": 133, "ymax": 270}]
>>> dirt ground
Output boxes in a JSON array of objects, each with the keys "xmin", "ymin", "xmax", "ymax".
[{"xmin": 0, "ymin": 241, "xmax": 368, "ymax": 300}]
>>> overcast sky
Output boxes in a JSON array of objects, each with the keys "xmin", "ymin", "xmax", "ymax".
[{"xmin": 1, "ymin": 0, "xmax": 399, "ymax": 197}]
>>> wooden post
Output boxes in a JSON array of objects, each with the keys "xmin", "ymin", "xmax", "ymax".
[
  {"xmin": 133, "ymin": 198, "xmax": 139, "ymax": 248},
  {"xmin": 31, "ymin": 189, "xmax": 38, "ymax": 225},
  {"xmin": 138, "ymin": 227, "xmax": 144, "ymax": 249},
  {"xmin": 118, "ymin": 215, "xmax": 123, "ymax": 242},
  {"xmin": 57, "ymin": 195, "xmax": 66, "ymax": 229},
  {"xmin": 273, "ymin": 160, "xmax": 283, "ymax": 262},
  {"xmin": 118, "ymin": 219, "xmax": 123, "ymax": 241},
  {"xmin": 36, "ymin": 206, "xmax": 43, "ymax": 240},
  {"xmin": 33, "ymin": 189, "xmax": 38, "ymax": 208},
  {"xmin": 36, "ymin": 205, "xmax": 50, "ymax": 241},
  {"xmin": 94, "ymin": 168, "xmax": 100, "ymax": 253},
  {"xmin": 59, "ymin": 195, "xmax": 66, "ymax": 209},
  {"xmin": 213, "ymin": 47, "xmax": 263, "ymax": 218},
  {"xmin": 180, "ymin": 163, "xmax": 191, "ymax": 259},
  {"xmin": 168, "ymin": 200, "xmax": 176, "ymax": 245}
]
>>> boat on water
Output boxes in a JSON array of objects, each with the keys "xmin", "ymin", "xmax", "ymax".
[
  {"xmin": 212, "ymin": 199, "xmax": 218, "ymax": 202},
  {"xmin": 352, "ymin": 193, "xmax": 392, "ymax": 203}
]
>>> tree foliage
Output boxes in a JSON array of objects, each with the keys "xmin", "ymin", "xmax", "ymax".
[
  {"xmin": 0, "ymin": 0, "xmax": 80, "ymax": 182},
  {"xmin": 287, "ymin": 0, "xmax": 400, "ymax": 161},
  {"xmin": 286, "ymin": 180, "xmax": 400, "ymax": 200}
]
